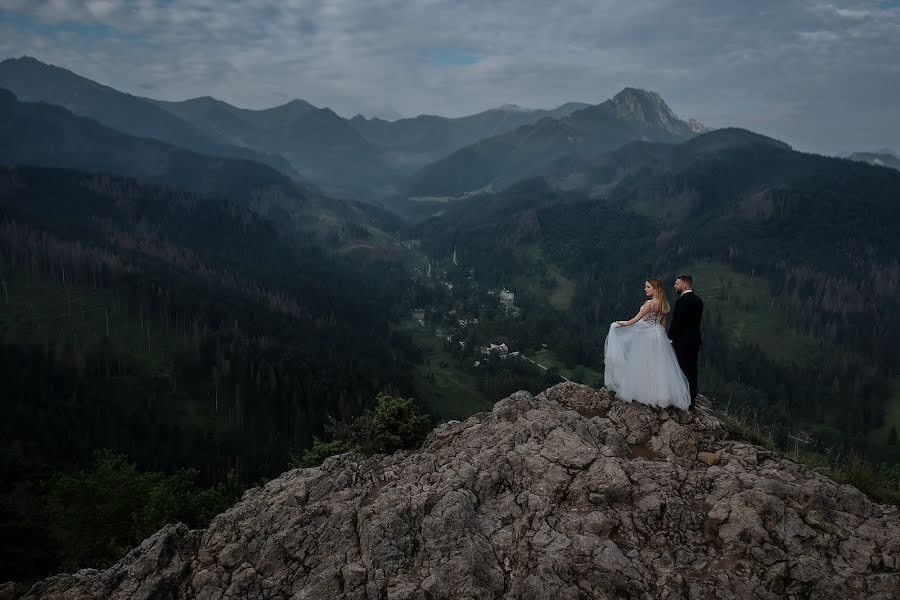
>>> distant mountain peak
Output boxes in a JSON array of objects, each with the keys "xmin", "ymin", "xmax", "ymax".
[
  {"xmin": 0, "ymin": 54, "xmax": 108, "ymax": 92},
  {"xmin": 180, "ymin": 95, "xmax": 227, "ymax": 106},
  {"xmin": 589, "ymin": 87, "xmax": 710, "ymax": 137},
  {"xmin": 555, "ymin": 101, "xmax": 591, "ymax": 111},
  {"xmin": 607, "ymin": 87, "xmax": 678, "ymax": 123},
  {"xmin": 261, "ymin": 97, "xmax": 316, "ymax": 115},
  {"xmin": 493, "ymin": 103, "xmax": 531, "ymax": 112},
  {"xmin": 3, "ymin": 55, "xmax": 44, "ymax": 65},
  {"xmin": 611, "ymin": 86, "xmax": 665, "ymax": 102}
]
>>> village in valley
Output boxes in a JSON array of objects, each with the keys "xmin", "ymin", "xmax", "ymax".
[
  {"xmin": 408, "ymin": 272, "xmax": 529, "ymax": 368},
  {"xmin": 399, "ymin": 252, "xmax": 600, "ymax": 419}
]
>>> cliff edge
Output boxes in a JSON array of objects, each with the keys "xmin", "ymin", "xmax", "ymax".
[{"xmin": 19, "ymin": 383, "xmax": 900, "ymax": 599}]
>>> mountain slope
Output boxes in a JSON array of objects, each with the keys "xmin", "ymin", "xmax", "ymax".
[
  {"xmin": 0, "ymin": 56, "xmax": 296, "ymax": 175},
  {"xmin": 0, "ymin": 85, "xmax": 409, "ymax": 281},
  {"xmin": 0, "ymin": 88, "xmax": 305, "ymax": 211},
  {"xmin": 414, "ymin": 128, "xmax": 900, "ymax": 463},
  {"xmin": 147, "ymin": 96, "xmax": 262, "ymax": 145},
  {"xmin": 0, "ymin": 163, "xmax": 416, "ymax": 583},
  {"xmin": 150, "ymin": 96, "xmax": 394, "ymax": 195},
  {"xmin": 253, "ymin": 107, "xmax": 392, "ymax": 192},
  {"xmin": 846, "ymin": 151, "xmax": 900, "ymax": 171},
  {"xmin": 20, "ymin": 384, "xmax": 900, "ymax": 599},
  {"xmin": 349, "ymin": 102, "xmax": 591, "ymax": 173},
  {"xmin": 0, "ymin": 163, "xmax": 416, "ymax": 473},
  {"xmin": 550, "ymin": 127, "xmax": 793, "ymax": 197},
  {"xmin": 407, "ymin": 88, "xmax": 705, "ymax": 196},
  {"xmin": 149, "ymin": 96, "xmax": 320, "ymax": 143}
]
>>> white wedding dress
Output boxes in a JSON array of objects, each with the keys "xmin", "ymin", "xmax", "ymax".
[{"xmin": 604, "ymin": 301, "xmax": 691, "ymax": 409}]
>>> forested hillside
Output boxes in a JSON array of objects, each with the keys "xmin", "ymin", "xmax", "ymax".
[
  {"xmin": 0, "ymin": 166, "xmax": 420, "ymax": 580},
  {"xmin": 415, "ymin": 130, "xmax": 900, "ymax": 466}
]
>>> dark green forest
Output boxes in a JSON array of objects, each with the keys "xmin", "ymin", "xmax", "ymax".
[{"xmin": 0, "ymin": 166, "xmax": 422, "ymax": 581}]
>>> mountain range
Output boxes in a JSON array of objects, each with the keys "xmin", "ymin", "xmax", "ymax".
[
  {"xmin": 406, "ymin": 88, "xmax": 709, "ymax": 197},
  {"xmin": 0, "ymin": 57, "xmax": 297, "ymax": 176},
  {"xmin": 0, "ymin": 57, "xmax": 711, "ymax": 201},
  {"xmin": 0, "ymin": 86, "xmax": 405, "ymax": 253},
  {"xmin": 148, "ymin": 94, "xmax": 394, "ymax": 197},
  {"xmin": 0, "ymin": 88, "xmax": 303, "ymax": 209},
  {"xmin": 348, "ymin": 101, "xmax": 590, "ymax": 173},
  {"xmin": 2, "ymin": 53, "xmax": 900, "ymax": 588}
]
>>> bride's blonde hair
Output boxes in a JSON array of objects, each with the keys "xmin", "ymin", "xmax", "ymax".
[{"xmin": 646, "ymin": 278, "xmax": 669, "ymax": 315}]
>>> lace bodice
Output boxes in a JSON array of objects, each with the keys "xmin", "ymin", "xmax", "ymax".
[{"xmin": 639, "ymin": 301, "xmax": 664, "ymax": 325}]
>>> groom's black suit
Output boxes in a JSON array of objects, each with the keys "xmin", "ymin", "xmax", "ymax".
[{"xmin": 668, "ymin": 291, "xmax": 703, "ymax": 407}]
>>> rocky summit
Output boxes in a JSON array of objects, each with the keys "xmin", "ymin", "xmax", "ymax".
[{"xmin": 19, "ymin": 383, "xmax": 900, "ymax": 599}]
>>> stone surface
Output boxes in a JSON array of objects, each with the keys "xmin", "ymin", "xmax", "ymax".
[
  {"xmin": 0, "ymin": 582, "xmax": 21, "ymax": 600},
  {"xmin": 18, "ymin": 383, "xmax": 900, "ymax": 599},
  {"xmin": 697, "ymin": 451, "xmax": 720, "ymax": 466}
]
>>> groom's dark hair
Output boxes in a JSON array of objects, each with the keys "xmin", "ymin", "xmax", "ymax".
[{"xmin": 677, "ymin": 274, "xmax": 693, "ymax": 285}]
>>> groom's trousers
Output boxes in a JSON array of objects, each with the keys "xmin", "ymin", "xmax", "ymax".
[{"xmin": 674, "ymin": 344, "xmax": 699, "ymax": 402}]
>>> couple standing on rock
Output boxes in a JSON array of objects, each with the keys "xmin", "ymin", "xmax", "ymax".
[{"xmin": 604, "ymin": 274, "xmax": 703, "ymax": 410}]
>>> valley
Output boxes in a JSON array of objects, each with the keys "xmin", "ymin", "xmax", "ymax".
[{"xmin": 1, "ymin": 53, "xmax": 899, "ymax": 585}]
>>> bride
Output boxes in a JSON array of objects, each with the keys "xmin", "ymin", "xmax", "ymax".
[{"xmin": 604, "ymin": 278, "xmax": 691, "ymax": 409}]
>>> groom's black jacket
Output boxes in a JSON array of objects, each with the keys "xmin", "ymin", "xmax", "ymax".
[{"xmin": 668, "ymin": 292, "xmax": 703, "ymax": 349}]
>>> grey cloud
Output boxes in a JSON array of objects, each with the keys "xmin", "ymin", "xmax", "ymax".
[{"xmin": 0, "ymin": 0, "xmax": 898, "ymax": 153}]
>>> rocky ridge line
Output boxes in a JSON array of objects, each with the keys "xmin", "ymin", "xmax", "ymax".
[{"xmin": 17, "ymin": 383, "xmax": 900, "ymax": 599}]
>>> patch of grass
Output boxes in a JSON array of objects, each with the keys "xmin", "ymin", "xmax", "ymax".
[
  {"xmin": 398, "ymin": 322, "xmax": 492, "ymax": 420},
  {"xmin": 715, "ymin": 401, "xmax": 900, "ymax": 505},
  {"xmin": 531, "ymin": 349, "xmax": 604, "ymax": 386},
  {"xmin": 546, "ymin": 264, "xmax": 575, "ymax": 311},
  {"xmin": 682, "ymin": 261, "xmax": 821, "ymax": 367},
  {"xmin": 827, "ymin": 452, "xmax": 900, "ymax": 505},
  {"xmin": 522, "ymin": 245, "xmax": 575, "ymax": 311},
  {"xmin": 716, "ymin": 402, "xmax": 777, "ymax": 450}
]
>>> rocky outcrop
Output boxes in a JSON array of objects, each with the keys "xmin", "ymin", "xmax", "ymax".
[{"xmin": 22, "ymin": 383, "xmax": 900, "ymax": 599}]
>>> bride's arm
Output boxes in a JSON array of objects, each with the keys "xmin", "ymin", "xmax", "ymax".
[
  {"xmin": 661, "ymin": 313, "xmax": 668, "ymax": 328},
  {"xmin": 617, "ymin": 301, "xmax": 651, "ymax": 327}
]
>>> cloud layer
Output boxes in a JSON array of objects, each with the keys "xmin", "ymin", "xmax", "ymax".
[{"xmin": 2, "ymin": 0, "xmax": 899, "ymax": 153}]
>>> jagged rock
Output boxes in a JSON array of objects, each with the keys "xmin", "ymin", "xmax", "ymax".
[
  {"xmin": 20, "ymin": 383, "xmax": 900, "ymax": 599},
  {"xmin": 0, "ymin": 582, "xmax": 21, "ymax": 600},
  {"xmin": 22, "ymin": 524, "xmax": 199, "ymax": 600}
]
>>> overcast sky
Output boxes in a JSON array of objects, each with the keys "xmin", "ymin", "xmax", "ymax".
[{"xmin": 2, "ymin": 0, "xmax": 898, "ymax": 154}]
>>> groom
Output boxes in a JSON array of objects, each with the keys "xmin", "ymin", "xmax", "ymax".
[{"xmin": 668, "ymin": 275, "xmax": 703, "ymax": 409}]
